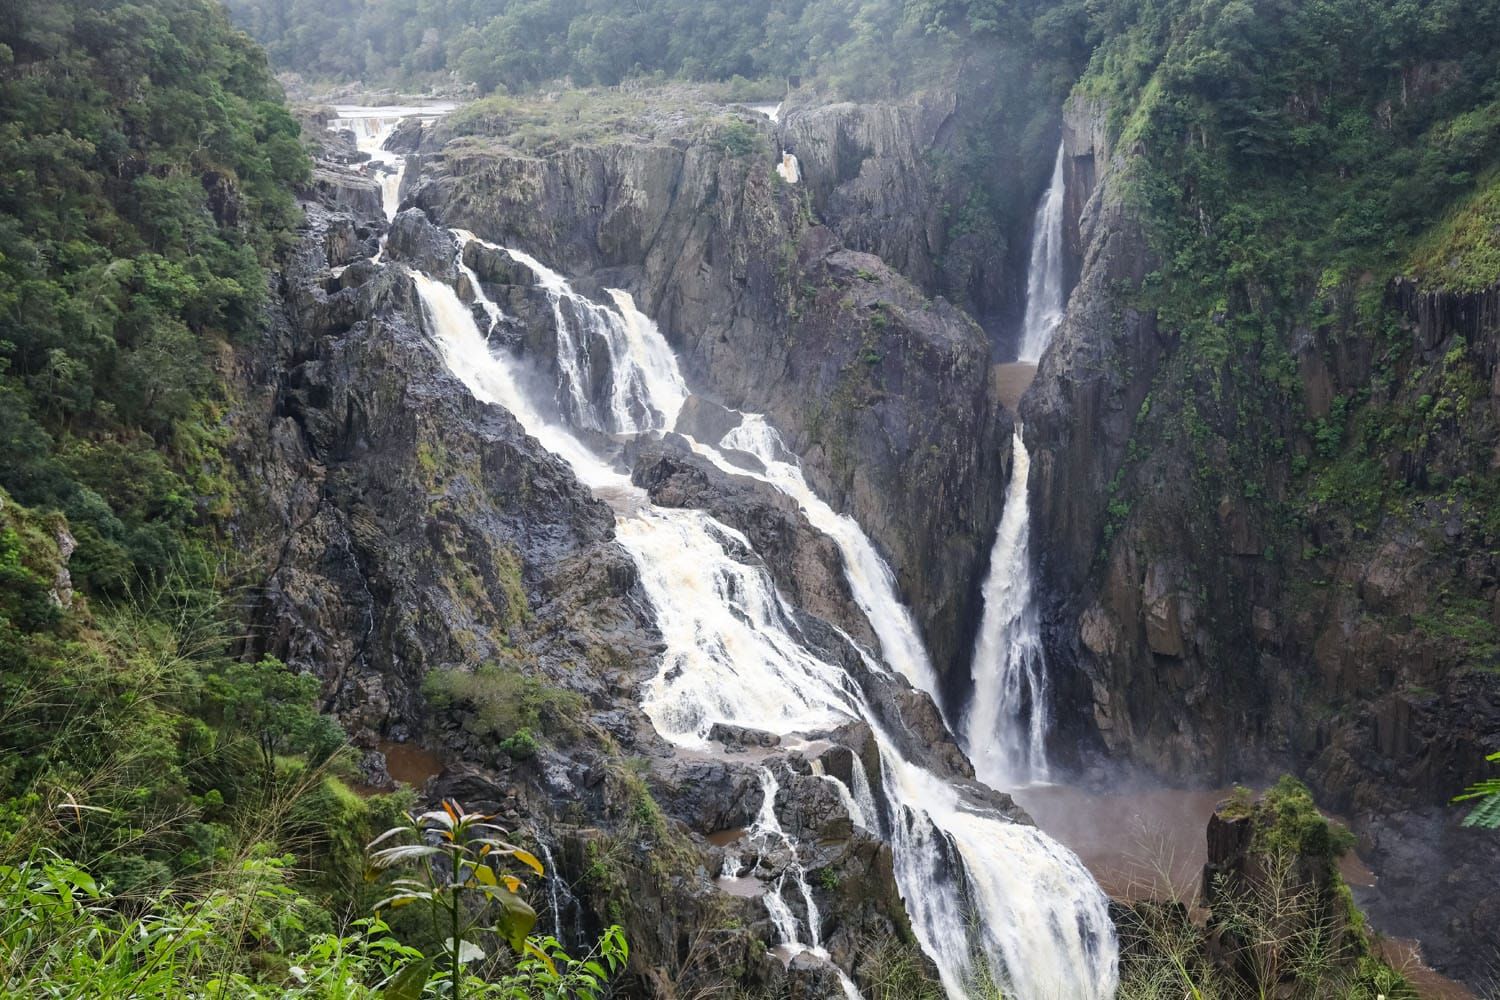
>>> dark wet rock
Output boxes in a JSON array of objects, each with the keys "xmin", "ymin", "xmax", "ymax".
[
  {"xmin": 655, "ymin": 758, "xmax": 763, "ymax": 833},
  {"xmin": 785, "ymin": 952, "xmax": 847, "ymax": 997},
  {"xmin": 708, "ymin": 722, "xmax": 783, "ymax": 749},
  {"xmin": 385, "ymin": 207, "xmax": 459, "ymax": 279},
  {"xmin": 384, "ymin": 115, "xmax": 426, "ymax": 154},
  {"xmin": 357, "ymin": 750, "xmax": 396, "ymax": 791},
  {"xmin": 307, "ymin": 166, "xmax": 383, "ymax": 224},
  {"xmin": 1352, "ymin": 806, "xmax": 1500, "ymax": 988},
  {"xmin": 462, "ymin": 237, "xmax": 536, "ymax": 287}
]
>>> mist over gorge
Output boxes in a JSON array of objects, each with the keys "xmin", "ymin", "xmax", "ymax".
[{"xmin": 3, "ymin": 1, "xmax": 1499, "ymax": 998}]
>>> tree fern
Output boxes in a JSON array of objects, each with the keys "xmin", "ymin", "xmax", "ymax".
[{"xmin": 1455, "ymin": 752, "xmax": 1500, "ymax": 829}]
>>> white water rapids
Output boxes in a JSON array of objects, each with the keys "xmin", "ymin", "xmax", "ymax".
[
  {"xmin": 964, "ymin": 140, "xmax": 1069, "ymax": 787},
  {"xmin": 407, "ymin": 221, "xmax": 1115, "ymax": 997}
]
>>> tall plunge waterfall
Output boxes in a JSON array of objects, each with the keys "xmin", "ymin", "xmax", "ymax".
[
  {"xmin": 963, "ymin": 141, "xmax": 1068, "ymax": 787},
  {"xmin": 1016, "ymin": 143, "xmax": 1068, "ymax": 364},
  {"xmin": 408, "ymin": 225, "xmax": 1115, "ymax": 998}
]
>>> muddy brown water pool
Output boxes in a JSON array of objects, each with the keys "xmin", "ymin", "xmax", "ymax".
[
  {"xmin": 1015, "ymin": 784, "xmax": 1477, "ymax": 999},
  {"xmin": 376, "ymin": 740, "xmax": 443, "ymax": 789},
  {"xmin": 991, "ymin": 362, "xmax": 1038, "ymax": 411}
]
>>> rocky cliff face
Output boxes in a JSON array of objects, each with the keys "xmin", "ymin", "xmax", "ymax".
[
  {"xmin": 1023, "ymin": 95, "xmax": 1500, "ymax": 985},
  {"xmin": 402, "ymin": 95, "xmax": 1021, "ymax": 704}
]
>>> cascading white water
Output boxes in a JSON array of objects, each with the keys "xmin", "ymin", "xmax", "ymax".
[
  {"xmin": 535, "ymin": 840, "xmax": 582, "ymax": 944},
  {"xmin": 702, "ymin": 414, "xmax": 939, "ymax": 699},
  {"xmin": 776, "ymin": 152, "xmax": 801, "ymax": 184},
  {"xmin": 410, "ymin": 232, "xmax": 1116, "ymax": 999},
  {"xmin": 470, "ymin": 236, "xmax": 941, "ymax": 699},
  {"xmin": 489, "ymin": 244, "xmax": 687, "ymax": 434},
  {"xmin": 746, "ymin": 102, "xmax": 783, "ymax": 123},
  {"xmin": 963, "ymin": 429, "xmax": 1049, "ymax": 787},
  {"xmin": 748, "ymin": 768, "xmax": 826, "ymax": 952},
  {"xmin": 1016, "ymin": 143, "xmax": 1068, "ymax": 364}
]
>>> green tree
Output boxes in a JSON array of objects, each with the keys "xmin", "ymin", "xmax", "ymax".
[{"xmin": 210, "ymin": 659, "xmax": 346, "ymax": 791}]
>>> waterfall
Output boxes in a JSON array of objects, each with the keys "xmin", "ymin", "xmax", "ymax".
[
  {"xmin": 329, "ymin": 104, "xmax": 456, "ymax": 220},
  {"xmin": 703, "ymin": 414, "xmax": 939, "ymax": 699},
  {"xmin": 963, "ymin": 429, "xmax": 1049, "ymax": 787},
  {"xmin": 409, "ymin": 232, "xmax": 1116, "ymax": 999},
  {"xmin": 468, "ymin": 236, "xmax": 941, "ymax": 701},
  {"xmin": 745, "ymin": 769, "xmax": 863, "ymax": 1000},
  {"xmin": 535, "ymin": 840, "xmax": 583, "ymax": 945},
  {"xmin": 964, "ymin": 139, "xmax": 1072, "ymax": 785},
  {"xmin": 776, "ymin": 151, "xmax": 801, "ymax": 184},
  {"xmin": 494, "ymin": 244, "xmax": 687, "ymax": 434},
  {"xmin": 1016, "ymin": 143, "xmax": 1067, "ymax": 364},
  {"xmin": 747, "ymin": 768, "xmax": 827, "ymax": 953},
  {"xmin": 746, "ymin": 102, "xmax": 783, "ymax": 123}
]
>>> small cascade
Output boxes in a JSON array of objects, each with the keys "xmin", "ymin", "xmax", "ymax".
[
  {"xmin": 776, "ymin": 151, "xmax": 801, "ymax": 184},
  {"xmin": 490, "ymin": 245, "xmax": 687, "ymax": 434},
  {"xmin": 963, "ymin": 429, "xmax": 1049, "ymax": 787},
  {"xmin": 747, "ymin": 769, "xmax": 863, "ymax": 1000},
  {"xmin": 848, "ymin": 754, "xmax": 883, "ymax": 835},
  {"xmin": 535, "ymin": 840, "xmax": 583, "ymax": 946},
  {"xmin": 329, "ymin": 104, "xmax": 456, "ymax": 220},
  {"xmin": 810, "ymin": 758, "xmax": 868, "ymax": 830},
  {"xmin": 1016, "ymin": 142, "xmax": 1068, "ymax": 363},
  {"xmin": 748, "ymin": 769, "xmax": 825, "ymax": 950},
  {"xmin": 746, "ymin": 102, "xmax": 783, "ymax": 123},
  {"xmin": 741, "ymin": 102, "xmax": 798, "ymax": 184},
  {"xmin": 410, "ymin": 233, "xmax": 1117, "ymax": 1000}
]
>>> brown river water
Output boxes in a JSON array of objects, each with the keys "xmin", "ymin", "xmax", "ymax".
[{"xmin": 1015, "ymin": 784, "xmax": 1478, "ymax": 999}]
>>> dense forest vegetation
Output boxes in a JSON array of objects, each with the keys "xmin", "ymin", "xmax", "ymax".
[
  {"xmin": 222, "ymin": 0, "xmax": 1094, "ymax": 96},
  {"xmin": 0, "ymin": 0, "xmax": 620, "ymax": 995},
  {"xmin": 0, "ymin": 0, "xmax": 376, "ymax": 981}
]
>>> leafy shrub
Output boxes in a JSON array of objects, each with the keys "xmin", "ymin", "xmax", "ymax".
[
  {"xmin": 716, "ymin": 119, "xmax": 760, "ymax": 157},
  {"xmin": 423, "ymin": 663, "xmax": 585, "ymax": 747}
]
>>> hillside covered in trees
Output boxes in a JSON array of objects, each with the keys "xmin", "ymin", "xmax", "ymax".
[{"xmin": 223, "ymin": 0, "xmax": 1092, "ymax": 96}]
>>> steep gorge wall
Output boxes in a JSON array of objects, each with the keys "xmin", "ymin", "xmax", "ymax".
[{"xmin": 1024, "ymin": 96, "xmax": 1500, "ymax": 984}]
